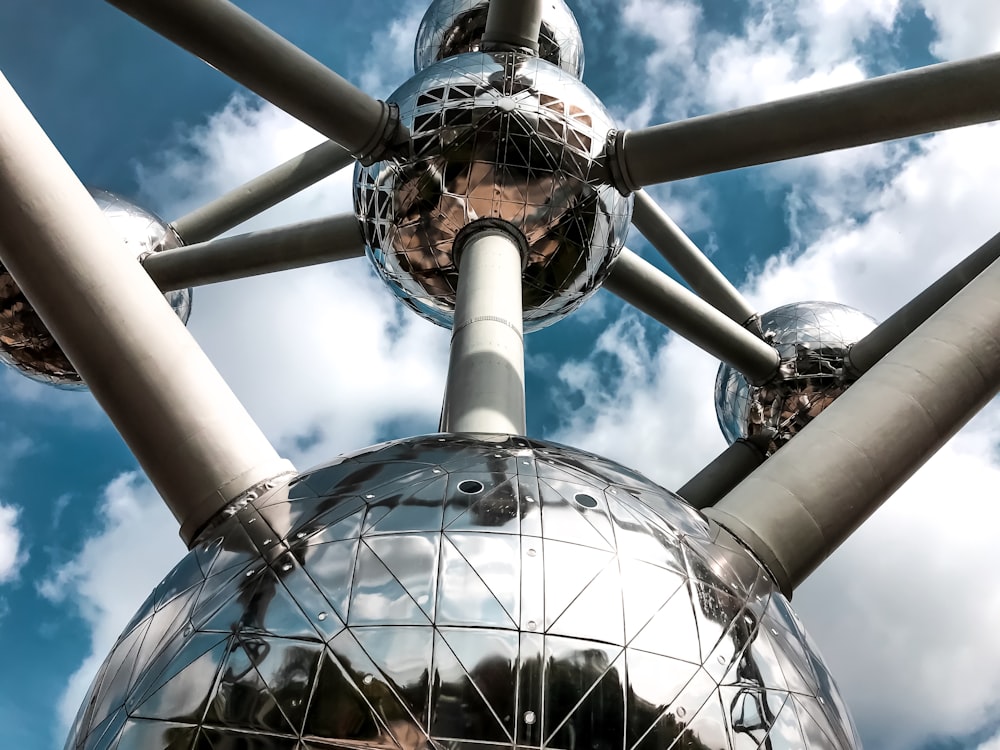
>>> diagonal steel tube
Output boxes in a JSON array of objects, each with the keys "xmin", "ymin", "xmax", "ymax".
[
  {"xmin": 104, "ymin": 0, "xmax": 406, "ymax": 163},
  {"xmin": 171, "ymin": 140, "xmax": 354, "ymax": 244},
  {"xmin": 606, "ymin": 249, "xmax": 780, "ymax": 384},
  {"xmin": 846, "ymin": 230, "xmax": 1000, "ymax": 376},
  {"xmin": 0, "ymin": 72, "xmax": 294, "ymax": 546},
  {"xmin": 632, "ymin": 190, "xmax": 759, "ymax": 328},
  {"xmin": 677, "ymin": 435, "xmax": 771, "ymax": 510},
  {"xmin": 608, "ymin": 52, "xmax": 1000, "ymax": 190},
  {"xmin": 482, "ymin": 0, "xmax": 544, "ymax": 52},
  {"xmin": 145, "ymin": 214, "xmax": 366, "ymax": 291},
  {"xmin": 706, "ymin": 254, "xmax": 1000, "ymax": 595}
]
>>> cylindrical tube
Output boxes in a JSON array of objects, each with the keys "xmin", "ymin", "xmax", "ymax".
[
  {"xmin": 146, "ymin": 214, "xmax": 366, "ymax": 291},
  {"xmin": 171, "ymin": 140, "xmax": 354, "ymax": 244},
  {"xmin": 707, "ymin": 255, "xmax": 1000, "ymax": 595},
  {"xmin": 482, "ymin": 0, "xmax": 544, "ymax": 52},
  {"xmin": 605, "ymin": 249, "xmax": 780, "ymax": 384},
  {"xmin": 440, "ymin": 227, "xmax": 526, "ymax": 435},
  {"xmin": 677, "ymin": 437, "xmax": 768, "ymax": 510},
  {"xmin": 0, "ymin": 72, "xmax": 294, "ymax": 545}
]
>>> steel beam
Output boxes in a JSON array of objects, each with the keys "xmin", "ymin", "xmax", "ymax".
[
  {"xmin": 104, "ymin": 0, "xmax": 406, "ymax": 163},
  {"xmin": 606, "ymin": 249, "xmax": 780, "ymax": 384},
  {"xmin": 440, "ymin": 226, "xmax": 526, "ymax": 435},
  {"xmin": 677, "ymin": 435, "xmax": 770, "ymax": 510},
  {"xmin": 0, "ymin": 73, "xmax": 294, "ymax": 546},
  {"xmin": 706, "ymin": 255, "xmax": 1000, "ymax": 595},
  {"xmin": 482, "ymin": 0, "xmax": 544, "ymax": 53},
  {"xmin": 171, "ymin": 140, "xmax": 354, "ymax": 244},
  {"xmin": 632, "ymin": 190, "xmax": 759, "ymax": 328},
  {"xmin": 846, "ymin": 230, "xmax": 1000, "ymax": 376},
  {"xmin": 146, "ymin": 214, "xmax": 366, "ymax": 291},
  {"xmin": 608, "ymin": 52, "xmax": 1000, "ymax": 190}
]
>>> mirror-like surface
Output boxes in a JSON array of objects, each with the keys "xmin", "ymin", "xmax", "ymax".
[
  {"xmin": 67, "ymin": 435, "xmax": 860, "ymax": 749},
  {"xmin": 414, "ymin": 0, "xmax": 585, "ymax": 79},
  {"xmin": 715, "ymin": 302, "xmax": 878, "ymax": 454},
  {"xmin": 0, "ymin": 188, "xmax": 193, "ymax": 389},
  {"xmin": 355, "ymin": 52, "xmax": 632, "ymax": 333}
]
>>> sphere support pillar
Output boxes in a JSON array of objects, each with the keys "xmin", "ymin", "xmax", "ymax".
[
  {"xmin": 0, "ymin": 72, "xmax": 294, "ymax": 546},
  {"xmin": 706, "ymin": 254, "xmax": 1000, "ymax": 595},
  {"xmin": 440, "ymin": 226, "xmax": 527, "ymax": 435},
  {"xmin": 482, "ymin": 0, "xmax": 544, "ymax": 53}
]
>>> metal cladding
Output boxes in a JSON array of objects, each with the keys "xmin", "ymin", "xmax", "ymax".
[
  {"xmin": 0, "ymin": 188, "xmax": 193, "ymax": 389},
  {"xmin": 715, "ymin": 302, "xmax": 878, "ymax": 454},
  {"xmin": 414, "ymin": 0, "xmax": 585, "ymax": 79},
  {"xmin": 355, "ymin": 52, "xmax": 632, "ymax": 332},
  {"xmin": 66, "ymin": 435, "xmax": 860, "ymax": 750}
]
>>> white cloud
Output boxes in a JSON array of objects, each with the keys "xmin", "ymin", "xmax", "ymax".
[
  {"xmin": 0, "ymin": 503, "xmax": 25, "ymax": 584},
  {"xmin": 919, "ymin": 0, "xmax": 1000, "ymax": 59},
  {"xmin": 38, "ymin": 473, "xmax": 183, "ymax": 735}
]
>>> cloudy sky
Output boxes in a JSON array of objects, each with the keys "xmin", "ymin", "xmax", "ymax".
[{"xmin": 0, "ymin": 0, "xmax": 999, "ymax": 748}]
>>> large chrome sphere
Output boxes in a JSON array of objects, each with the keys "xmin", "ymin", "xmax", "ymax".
[
  {"xmin": 715, "ymin": 302, "xmax": 878, "ymax": 454},
  {"xmin": 414, "ymin": 0, "xmax": 585, "ymax": 79},
  {"xmin": 67, "ymin": 435, "xmax": 860, "ymax": 749},
  {"xmin": 355, "ymin": 53, "xmax": 632, "ymax": 332},
  {"xmin": 0, "ymin": 189, "xmax": 192, "ymax": 389}
]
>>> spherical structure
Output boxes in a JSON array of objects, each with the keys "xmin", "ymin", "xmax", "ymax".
[
  {"xmin": 67, "ymin": 435, "xmax": 860, "ymax": 750},
  {"xmin": 355, "ymin": 52, "xmax": 632, "ymax": 332},
  {"xmin": 0, "ymin": 188, "xmax": 193, "ymax": 389},
  {"xmin": 715, "ymin": 302, "xmax": 878, "ymax": 454},
  {"xmin": 414, "ymin": 0, "xmax": 585, "ymax": 79}
]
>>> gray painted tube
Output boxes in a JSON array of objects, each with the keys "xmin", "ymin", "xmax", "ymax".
[
  {"xmin": 171, "ymin": 141, "xmax": 354, "ymax": 244},
  {"xmin": 104, "ymin": 0, "xmax": 404, "ymax": 161},
  {"xmin": 847, "ymin": 230, "xmax": 1000, "ymax": 376},
  {"xmin": 632, "ymin": 190, "xmax": 758, "ymax": 326},
  {"xmin": 605, "ymin": 249, "xmax": 780, "ymax": 384},
  {"xmin": 0, "ymin": 73, "xmax": 294, "ymax": 546},
  {"xmin": 146, "ymin": 214, "xmax": 366, "ymax": 291},
  {"xmin": 677, "ymin": 437, "xmax": 769, "ymax": 510},
  {"xmin": 617, "ymin": 52, "xmax": 1000, "ymax": 188},
  {"xmin": 440, "ymin": 230, "xmax": 527, "ymax": 435},
  {"xmin": 706, "ymin": 255, "xmax": 1000, "ymax": 595},
  {"xmin": 482, "ymin": 0, "xmax": 544, "ymax": 52}
]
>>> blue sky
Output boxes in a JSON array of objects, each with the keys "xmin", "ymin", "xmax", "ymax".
[{"xmin": 0, "ymin": 1, "xmax": 999, "ymax": 749}]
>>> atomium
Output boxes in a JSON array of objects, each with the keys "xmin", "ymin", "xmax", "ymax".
[
  {"xmin": 0, "ymin": 188, "xmax": 192, "ymax": 389},
  {"xmin": 355, "ymin": 52, "xmax": 632, "ymax": 332},
  {"xmin": 67, "ymin": 435, "xmax": 860, "ymax": 750},
  {"xmin": 715, "ymin": 302, "xmax": 878, "ymax": 454},
  {"xmin": 414, "ymin": 0, "xmax": 585, "ymax": 78}
]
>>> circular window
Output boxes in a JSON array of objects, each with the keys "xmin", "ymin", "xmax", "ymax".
[
  {"xmin": 458, "ymin": 479, "xmax": 485, "ymax": 495},
  {"xmin": 574, "ymin": 493, "xmax": 598, "ymax": 508}
]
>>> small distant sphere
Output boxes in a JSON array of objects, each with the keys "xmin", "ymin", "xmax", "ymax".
[
  {"xmin": 355, "ymin": 52, "xmax": 632, "ymax": 332},
  {"xmin": 715, "ymin": 301, "xmax": 878, "ymax": 453},
  {"xmin": 0, "ymin": 188, "xmax": 193, "ymax": 389},
  {"xmin": 415, "ymin": 0, "xmax": 585, "ymax": 79},
  {"xmin": 67, "ymin": 435, "xmax": 860, "ymax": 750}
]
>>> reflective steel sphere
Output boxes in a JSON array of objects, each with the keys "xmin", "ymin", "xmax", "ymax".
[
  {"xmin": 68, "ymin": 435, "xmax": 860, "ymax": 750},
  {"xmin": 0, "ymin": 189, "xmax": 192, "ymax": 389},
  {"xmin": 355, "ymin": 53, "xmax": 632, "ymax": 332},
  {"xmin": 414, "ymin": 0, "xmax": 585, "ymax": 79},
  {"xmin": 715, "ymin": 302, "xmax": 878, "ymax": 454}
]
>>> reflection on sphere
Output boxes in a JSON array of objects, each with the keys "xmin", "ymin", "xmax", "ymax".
[
  {"xmin": 414, "ymin": 0, "xmax": 585, "ymax": 79},
  {"xmin": 715, "ymin": 302, "xmax": 878, "ymax": 454},
  {"xmin": 0, "ymin": 188, "xmax": 192, "ymax": 389},
  {"xmin": 67, "ymin": 435, "xmax": 860, "ymax": 749},
  {"xmin": 355, "ymin": 53, "xmax": 632, "ymax": 332}
]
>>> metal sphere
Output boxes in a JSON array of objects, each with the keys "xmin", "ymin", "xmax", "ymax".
[
  {"xmin": 715, "ymin": 302, "xmax": 878, "ymax": 454},
  {"xmin": 0, "ymin": 188, "xmax": 192, "ymax": 389},
  {"xmin": 355, "ymin": 53, "xmax": 632, "ymax": 332},
  {"xmin": 67, "ymin": 435, "xmax": 860, "ymax": 750},
  {"xmin": 414, "ymin": 0, "xmax": 585, "ymax": 79}
]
